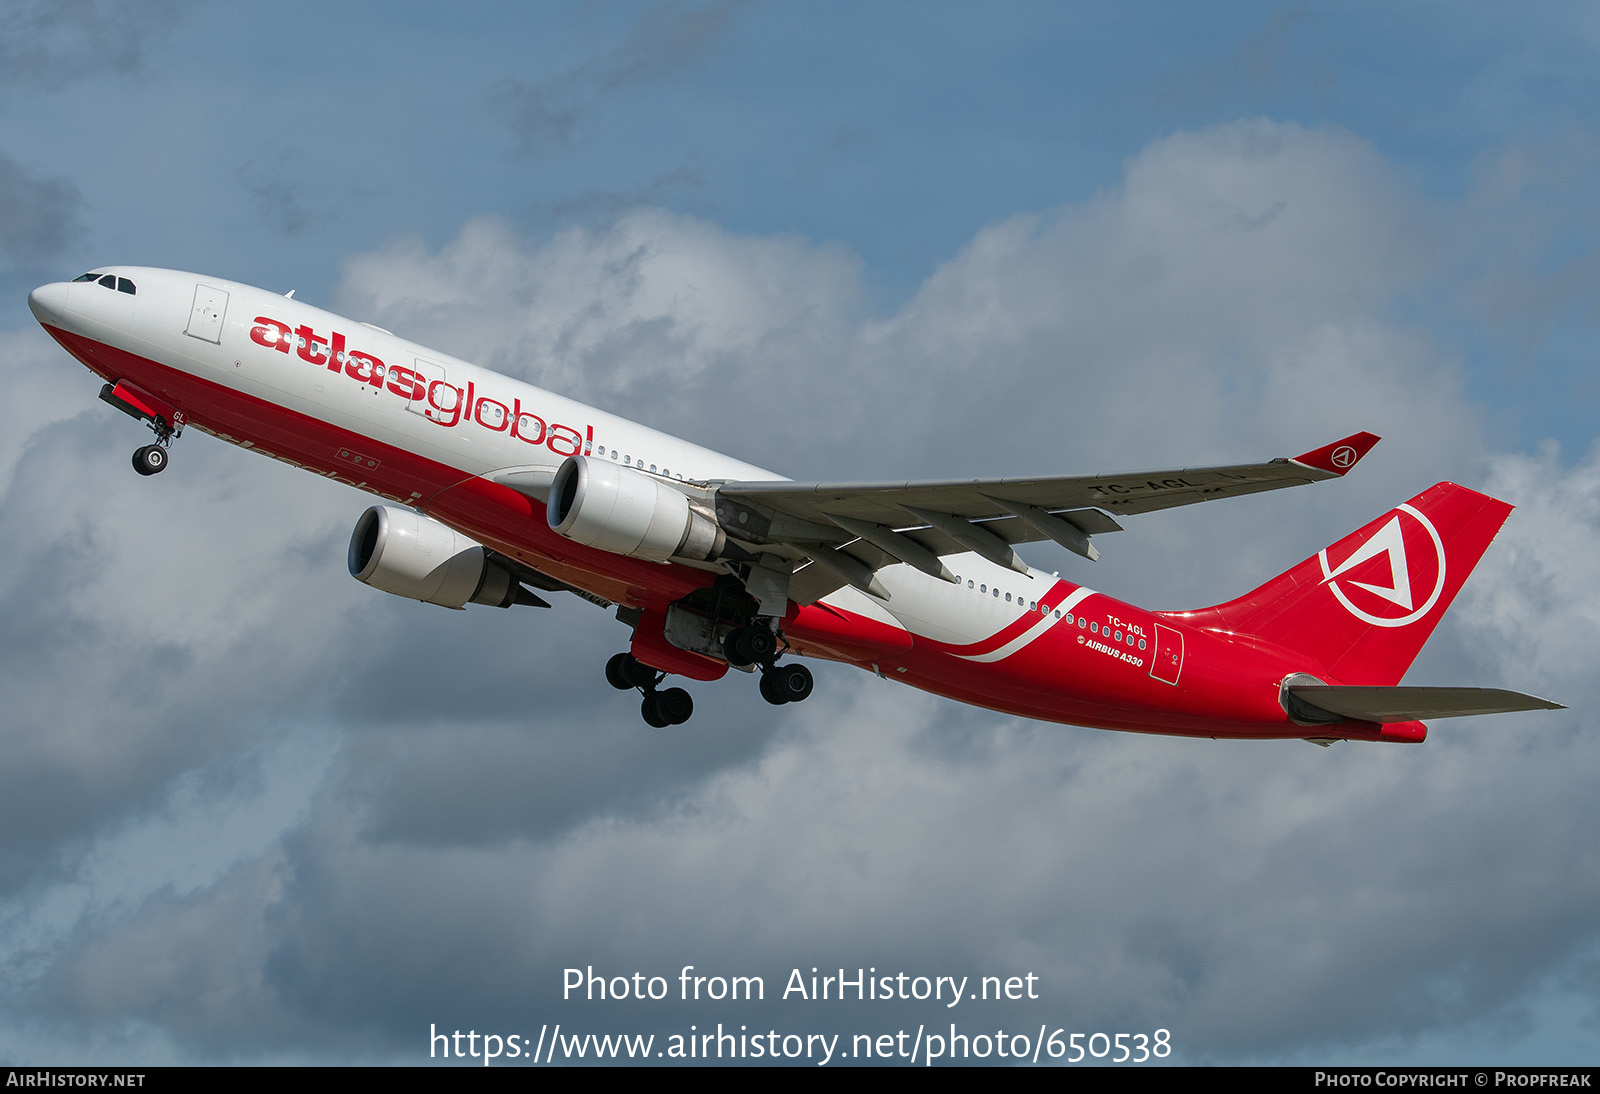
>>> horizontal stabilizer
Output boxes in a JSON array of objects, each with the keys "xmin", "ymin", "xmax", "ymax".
[{"xmin": 1286, "ymin": 685, "xmax": 1564, "ymax": 724}]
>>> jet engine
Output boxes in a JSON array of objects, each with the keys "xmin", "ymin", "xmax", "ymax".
[
  {"xmin": 348, "ymin": 505, "xmax": 534, "ymax": 609},
  {"xmin": 547, "ymin": 455, "xmax": 727, "ymax": 562}
]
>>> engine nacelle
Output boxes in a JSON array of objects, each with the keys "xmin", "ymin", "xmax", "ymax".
[
  {"xmin": 547, "ymin": 456, "xmax": 726, "ymax": 562},
  {"xmin": 348, "ymin": 506, "xmax": 526, "ymax": 609}
]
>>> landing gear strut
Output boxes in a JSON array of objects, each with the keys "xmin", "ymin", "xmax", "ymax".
[
  {"xmin": 129, "ymin": 411, "xmax": 179, "ymax": 476},
  {"xmin": 606, "ymin": 652, "xmax": 694, "ymax": 726},
  {"xmin": 726, "ymin": 622, "xmax": 814, "ymax": 706},
  {"xmin": 99, "ymin": 382, "xmax": 183, "ymax": 476}
]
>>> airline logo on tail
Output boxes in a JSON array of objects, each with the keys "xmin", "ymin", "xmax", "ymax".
[{"xmin": 1318, "ymin": 503, "xmax": 1447, "ymax": 628}]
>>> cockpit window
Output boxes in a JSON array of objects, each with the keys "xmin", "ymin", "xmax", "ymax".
[
  {"xmin": 98, "ymin": 275, "xmax": 116, "ymax": 289},
  {"xmin": 117, "ymin": 278, "xmax": 136, "ymax": 295},
  {"xmin": 72, "ymin": 273, "xmax": 98, "ymax": 282}
]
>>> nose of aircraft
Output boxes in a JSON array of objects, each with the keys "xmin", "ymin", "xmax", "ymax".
[{"xmin": 28, "ymin": 282, "xmax": 70, "ymax": 327}]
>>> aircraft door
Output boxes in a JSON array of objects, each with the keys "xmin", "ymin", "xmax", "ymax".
[
  {"xmin": 407, "ymin": 357, "xmax": 453, "ymax": 423},
  {"xmin": 185, "ymin": 285, "xmax": 229, "ymax": 344},
  {"xmin": 1148, "ymin": 623, "xmax": 1184, "ymax": 685}
]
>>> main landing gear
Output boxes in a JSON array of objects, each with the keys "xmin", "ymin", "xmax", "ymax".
[
  {"xmin": 605, "ymin": 622, "xmax": 816, "ymax": 727},
  {"xmin": 606, "ymin": 652, "xmax": 694, "ymax": 727},
  {"xmin": 758, "ymin": 662, "xmax": 813, "ymax": 706},
  {"xmin": 722, "ymin": 622, "xmax": 812, "ymax": 706}
]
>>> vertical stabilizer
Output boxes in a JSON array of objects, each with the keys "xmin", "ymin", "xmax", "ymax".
[{"xmin": 1168, "ymin": 483, "xmax": 1512, "ymax": 685}]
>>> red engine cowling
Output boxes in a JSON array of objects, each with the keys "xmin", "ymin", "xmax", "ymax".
[
  {"xmin": 546, "ymin": 455, "xmax": 726, "ymax": 562},
  {"xmin": 347, "ymin": 506, "xmax": 525, "ymax": 609}
]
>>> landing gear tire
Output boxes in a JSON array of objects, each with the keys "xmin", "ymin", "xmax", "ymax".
[
  {"xmin": 606, "ymin": 652, "xmax": 657, "ymax": 690},
  {"xmin": 643, "ymin": 687, "xmax": 693, "ymax": 726},
  {"xmin": 132, "ymin": 444, "xmax": 167, "ymax": 476},
  {"xmin": 759, "ymin": 663, "xmax": 813, "ymax": 705},
  {"xmin": 724, "ymin": 624, "xmax": 777, "ymax": 667},
  {"xmin": 774, "ymin": 663, "xmax": 813, "ymax": 703}
]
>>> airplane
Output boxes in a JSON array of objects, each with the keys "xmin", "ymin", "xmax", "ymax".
[{"xmin": 27, "ymin": 266, "xmax": 1562, "ymax": 742}]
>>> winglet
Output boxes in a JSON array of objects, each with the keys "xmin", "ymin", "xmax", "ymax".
[{"xmin": 1292, "ymin": 432, "xmax": 1381, "ymax": 476}]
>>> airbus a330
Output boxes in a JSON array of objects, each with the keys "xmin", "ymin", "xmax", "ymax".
[{"xmin": 28, "ymin": 267, "xmax": 1561, "ymax": 742}]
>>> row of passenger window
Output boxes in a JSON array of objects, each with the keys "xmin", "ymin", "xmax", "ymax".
[
  {"xmin": 72, "ymin": 272, "xmax": 136, "ymax": 295},
  {"xmin": 950, "ymin": 574, "xmax": 1148, "ymax": 651},
  {"xmin": 594, "ymin": 445, "xmax": 685, "ymax": 481}
]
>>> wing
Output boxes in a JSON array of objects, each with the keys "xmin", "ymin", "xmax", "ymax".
[{"xmin": 711, "ymin": 432, "xmax": 1379, "ymax": 605}]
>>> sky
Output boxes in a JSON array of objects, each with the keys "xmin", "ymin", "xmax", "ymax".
[{"xmin": 1, "ymin": 0, "xmax": 1598, "ymax": 1067}]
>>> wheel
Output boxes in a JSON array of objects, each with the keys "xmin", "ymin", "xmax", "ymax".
[
  {"xmin": 759, "ymin": 670, "xmax": 788, "ymax": 705},
  {"xmin": 132, "ymin": 445, "xmax": 167, "ymax": 476},
  {"xmin": 607, "ymin": 653, "xmax": 656, "ymax": 690},
  {"xmin": 655, "ymin": 687, "xmax": 693, "ymax": 725},
  {"xmin": 725, "ymin": 625, "xmax": 777, "ymax": 667},
  {"xmin": 643, "ymin": 688, "xmax": 693, "ymax": 726},
  {"xmin": 723, "ymin": 630, "xmax": 753, "ymax": 667},
  {"xmin": 742, "ymin": 626, "xmax": 777, "ymax": 664},
  {"xmin": 775, "ymin": 663, "xmax": 813, "ymax": 703},
  {"xmin": 641, "ymin": 695, "xmax": 670, "ymax": 727},
  {"xmin": 606, "ymin": 653, "xmax": 635, "ymax": 690}
]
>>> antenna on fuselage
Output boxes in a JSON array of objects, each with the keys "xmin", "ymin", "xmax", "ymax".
[{"xmin": 284, "ymin": 289, "xmax": 295, "ymax": 299}]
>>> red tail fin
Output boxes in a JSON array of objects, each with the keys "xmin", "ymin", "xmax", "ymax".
[{"xmin": 1170, "ymin": 483, "xmax": 1513, "ymax": 685}]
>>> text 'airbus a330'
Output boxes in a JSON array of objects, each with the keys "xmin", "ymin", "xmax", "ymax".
[{"xmin": 28, "ymin": 268, "xmax": 1561, "ymax": 742}]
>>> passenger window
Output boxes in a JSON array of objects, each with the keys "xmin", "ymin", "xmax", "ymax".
[
  {"xmin": 967, "ymin": 580, "xmax": 974, "ymax": 589},
  {"xmin": 116, "ymin": 278, "xmax": 136, "ymax": 295},
  {"xmin": 1005, "ymin": 593, "xmax": 1012, "ymax": 602}
]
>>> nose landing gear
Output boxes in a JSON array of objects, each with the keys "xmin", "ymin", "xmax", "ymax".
[{"xmin": 98, "ymin": 383, "xmax": 182, "ymax": 476}]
